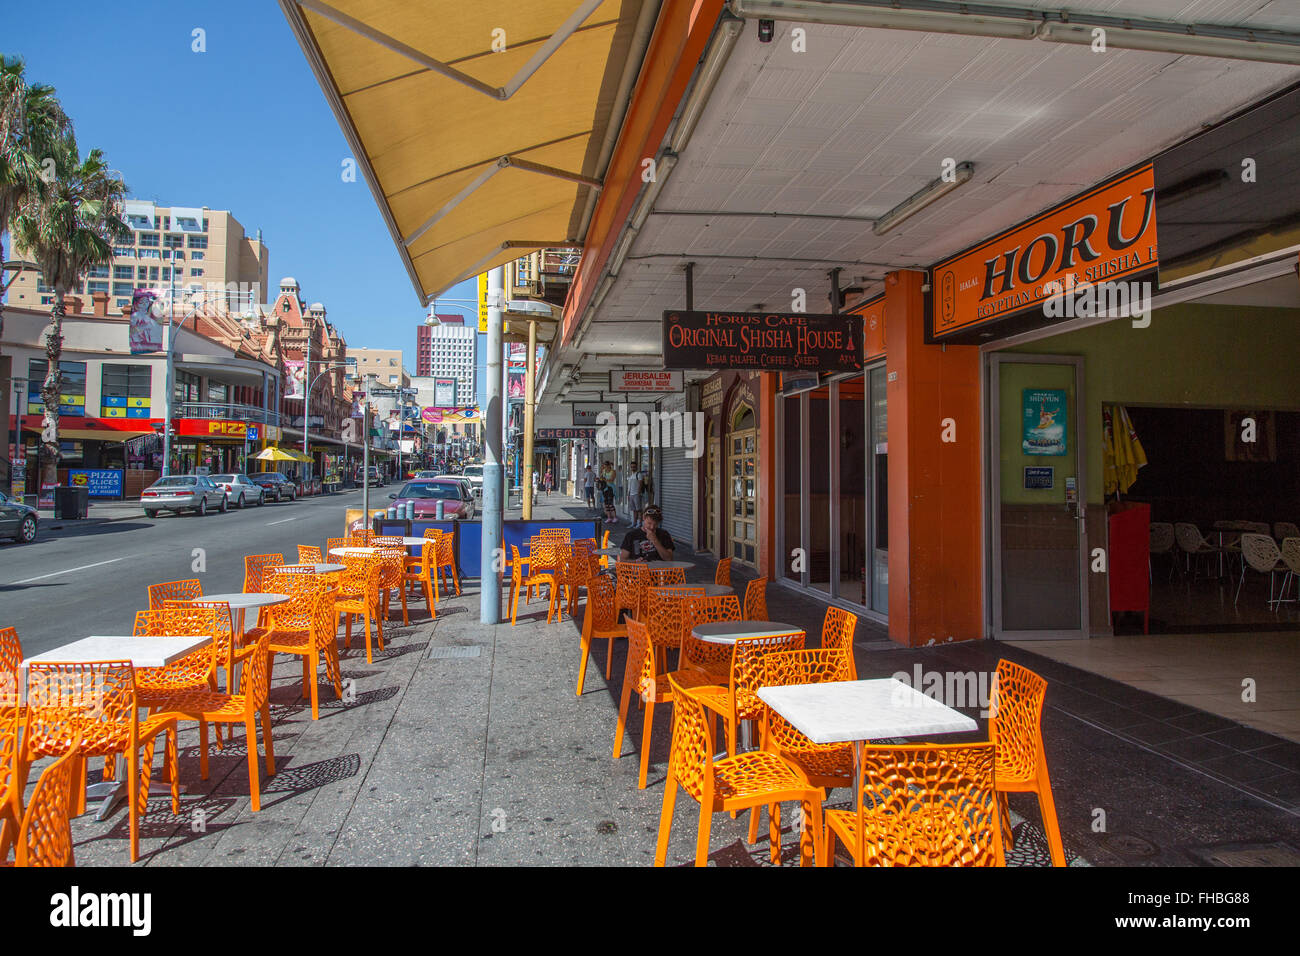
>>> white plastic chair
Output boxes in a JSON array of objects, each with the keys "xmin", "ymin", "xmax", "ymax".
[
  {"xmin": 1274, "ymin": 522, "xmax": 1300, "ymax": 542},
  {"xmin": 1175, "ymin": 522, "xmax": 1222, "ymax": 580},
  {"xmin": 1276, "ymin": 538, "xmax": 1300, "ymax": 607},
  {"xmin": 1235, "ymin": 533, "xmax": 1289, "ymax": 608},
  {"xmin": 1149, "ymin": 522, "xmax": 1175, "ymax": 582}
]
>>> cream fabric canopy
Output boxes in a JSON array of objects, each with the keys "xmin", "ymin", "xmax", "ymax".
[{"xmin": 280, "ymin": 0, "xmax": 651, "ymax": 302}]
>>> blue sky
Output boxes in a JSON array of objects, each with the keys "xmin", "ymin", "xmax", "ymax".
[{"xmin": 5, "ymin": 0, "xmax": 484, "ymax": 404}]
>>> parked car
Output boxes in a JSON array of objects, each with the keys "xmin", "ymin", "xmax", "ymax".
[
  {"xmin": 250, "ymin": 472, "xmax": 297, "ymax": 502},
  {"xmin": 461, "ymin": 464, "xmax": 483, "ymax": 498},
  {"xmin": 209, "ymin": 474, "xmax": 266, "ymax": 508},
  {"xmin": 388, "ymin": 478, "xmax": 476, "ymax": 520},
  {"xmin": 439, "ymin": 475, "xmax": 474, "ymax": 500},
  {"xmin": 356, "ymin": 465, "xmax": 385, "ymax": 487},
  {"xmin": 413, "ymin": 470, "xmax": 440, "ymax": 479},
  {"xmin": 0, "ymin": 490, "xmax": 38, "ymax": 543},
  {"xmin": 141, "ymin": 475, "xmax": 228, "ymax": 516}
]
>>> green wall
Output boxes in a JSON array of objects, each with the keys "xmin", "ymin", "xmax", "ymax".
[{"xmin": 1007, "ymin": 304, "xmax": 1300, "ymax": 504}]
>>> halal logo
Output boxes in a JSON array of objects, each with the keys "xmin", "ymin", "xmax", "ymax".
[{"xmin": 940, "ymin": 270, "xmax": 956, "ymax": 327}]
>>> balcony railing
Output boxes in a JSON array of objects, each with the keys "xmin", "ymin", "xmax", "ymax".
[{"xmin": 176, "ymin": 402, "xmax": 280, "ymax": 426}]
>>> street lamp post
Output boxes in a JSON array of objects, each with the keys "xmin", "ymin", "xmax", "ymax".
[{"xmin": 160, "ymin": 253, "xmax": 202, "ymax": 478}]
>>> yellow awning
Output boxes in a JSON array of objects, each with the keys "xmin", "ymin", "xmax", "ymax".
[{"xmin": 281, "ymin": 0, "xmax": 652, "ymax": 302}]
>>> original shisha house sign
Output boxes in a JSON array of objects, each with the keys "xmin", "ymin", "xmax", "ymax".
[{"xmin": 662, "ymin": 310, "xmax": 862, "ymax": 372}]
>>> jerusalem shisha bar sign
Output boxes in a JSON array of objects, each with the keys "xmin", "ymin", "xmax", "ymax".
[{"xmin": 662, "ymin": 310, "xmax": 862, "ymax": 372}]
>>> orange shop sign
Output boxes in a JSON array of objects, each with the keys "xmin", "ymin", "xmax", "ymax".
[
  {"xmin": 176, "ymin": 418, "xmax": 248, "ymax": 440},
  {"xmin": 931, "ymin": 164, "xmax": 1157, "ymax": 342}
]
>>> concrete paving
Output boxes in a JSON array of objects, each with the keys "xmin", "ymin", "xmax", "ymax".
[{"xmin": 14, "ymin": 493, "xmax": 1300, "ymax": 866}]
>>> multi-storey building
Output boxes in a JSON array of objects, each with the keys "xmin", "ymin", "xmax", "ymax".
[
  {"xmin": 413, "ymin": 324, "xmax": 475, "ymax": 402},
  {"xmin": 349, "ymin": 347, "xmax": 409, "ymax": 390},
  {"xmin": 7, "ymin": 201, "xmax": 270, "ymax": 315}
]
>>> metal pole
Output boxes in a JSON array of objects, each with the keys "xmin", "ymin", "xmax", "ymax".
[
  {"xmin": 162, "ymin": 271, "xmax": 177, "ymax": 477},
  {"xmin": 302, "ymin": 320, "xmax": 312, "ymax": 490},
  {"xmin": 522, "ymin": 319, "xmax": 537, "ymax": 520},
  {"xmin": 361, "ymin": 385, "xmax": 370, "ymax": 522},
  {"xmin": 480, "ymin": 266, "xmax": 505, "ymax": 624}
]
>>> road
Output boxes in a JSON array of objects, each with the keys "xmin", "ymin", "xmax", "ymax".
[{"xmin": 0, "ymin": 488, "xmax": 369, "ymax": 657}]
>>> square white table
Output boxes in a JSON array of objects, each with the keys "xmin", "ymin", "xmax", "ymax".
[
  {"xmin": 22, "ymin": 634, "xmax": 213, "ymax": 820},
  {"xmin": 757, "ymin": 678, "xmax": 979, "ymax": 803}
]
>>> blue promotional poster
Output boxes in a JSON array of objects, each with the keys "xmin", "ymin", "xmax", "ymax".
[
  {"xmin": 1022, "ymin": 390, "xmax": 1067, "ymax": 456},
  {"xmin": 68, "ymin": 468, "xmax": 124, "ymax": 498}
]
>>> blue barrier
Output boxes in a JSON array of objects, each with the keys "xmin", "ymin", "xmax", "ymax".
[{"xmin": 373, "ymin": 518, "xmax": 601, "ymax": 580}]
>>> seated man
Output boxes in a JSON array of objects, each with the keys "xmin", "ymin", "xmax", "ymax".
[{"xmin": 619, "ymin": 504, "xmax": 675, "ymax": 562}]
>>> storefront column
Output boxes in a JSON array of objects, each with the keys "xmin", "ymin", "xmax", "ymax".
[
  {"xmin": 758, "ymin": 371, "xmax": 777, "ymax": 580},
  {"xmin": 884, "ymin": 270, "xmax": 982, "ymax": 646}
]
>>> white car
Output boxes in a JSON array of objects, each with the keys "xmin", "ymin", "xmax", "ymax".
[
  {"xmin": 209, "ymin": 474, "xmax": 266, "ymax": 508},
  {"xmin": 461, "ymin": 464, "xmax": 483, "ymax": 498},
  {"xmin": 141, "ymin": 475, "xmax": 228, "ymax": 517}
]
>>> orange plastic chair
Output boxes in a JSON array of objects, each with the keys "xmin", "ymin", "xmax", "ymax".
[
  {"xmin": 11, "ymin": 739, "xmax": 80, "ymax": 867},
  {"xmin": 401, "ymin": 540, "xmax": 438, "ymax": 620},
  {"xmin": 991, "ymin": 658, "xmax": 1065, "ymax": 866},
  {"xmin": 434, "ymin": 530, "xmax": 461, "ymax": 597},
  {"xmin": 161, "ymin": 634, "xmax": 277, "ymax": 811},
  {"xmin": 348, "ymin": 529, "xmax": 375, "ymax": 545},
  {"xmin": 715, "ymin": 557, "xmax": 732, "ymax": 586},
  {"xmin": 822, "ymin": 742, "xmax": 1004, "ymax": 867},
  {"xmin": 136, "ymin": 605, "xmax": 227, "ymax": 747},
  {"xmin": 680, "ymin": 594, "xmax": 743, "ymax": 685},
  {"xmin": 693, "ymin": 630, "xmax": 806, "ymax": 760},
  {"xmin": 372, "ymin": 535, "xmax": 404, "ymax": 548},
  {"xmin": 147, "ymin": 578, "xmax": 202, "ymax": 610},
  {"xmin": 562, "ymin": 541, "xmax": 598, "ymax": 618},
  {"xmin": 820, "ymin": 606, "xmax": 858, "ymax": 677},
  {"xmin": 644, "ymin": 585, "xmax": 705, "ymax": 671},
  {"xmin": 325, "ymin": 537, "xmax": 349, "ymax": 557},
  {"xmin": 599, "ymin": 529, "xmax": 612, "ymax": 570},
  {"xmin": 337, "ymin": 554, "xmax": 384, "ymax": 662},
  {"xmin": 242, "ymin": 554, "xmax": 284, "ymax": 593},
  {"xmin": 374, "ymin": 547, "xmax": 407, "ymax": 624},
  {"xmin": 405, "ymin": 528, "xmax": 442, "ymax": 572},
  {"xmin": 298, "ymin": 545, "xmax": 323, "ymax": 564},
  {"xmin": 613, "ymin": 617, "xmax": 714, "ymax": 790},
  {"xmin": 0, "ymin": 626, "xmax": 21, "ymax": 684},
  {"xmin": 655, "ymin": 674, "xmax": 825, "ymax": 867},
  {"xmin": 749, "ymin": 648, "xmax": 856, "ymax": 846},
  {"xmin": 538, "ymin": 527, "xmax": 571, "ymax": 543},
  {"xmin": 744, "ymin": 578, "xmax": 769, "ymax": 621},
  {"xmin": 0, "ymin": 700, "xmax": 21, "ymax": 862},
  {"xmin": 643, "ymin": 565, "xmax": 686, "ymax": 594},
  {"xmin": 575, "ymin": 574, "xmax": 628, "ymax": 695},
  {"xmin": 23, "ymin": 661, "xmax": 179, "ymax": 863},
  {"xmin": 512, "ymin": 541, "xmax": 557, "ymax": 622},
  {"xmin": 261, "ymin": 578, "xmax": 340, "ymax": 721},
  {"xmin": 613, "ymin": 561, "xmax": 647, "ymax": 620}
]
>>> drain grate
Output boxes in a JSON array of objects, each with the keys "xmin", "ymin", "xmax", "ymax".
[
  {"xmin": 429, "ymin": 645, "xmax": 482, "ymax": 659},
  {"xmin": 1189, "ymin": 842, "xmax": 1300, "ymax": 867}
]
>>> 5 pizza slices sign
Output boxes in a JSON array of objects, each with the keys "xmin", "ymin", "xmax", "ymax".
[
  {"xmin": 932, "ymin": 164, "xmax": 1158, "ymax": 342},
  {"xmin": 662, "ymin": 310, "xmax": 862, "ymax": 372}
]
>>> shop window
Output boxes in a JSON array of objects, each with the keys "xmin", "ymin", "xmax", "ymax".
[
  {"xmin": 27, "ymin": 358, "xmax": 86, "ymax": 417},
  {"xmin": 102, "ymin": 364, "xmax": 152, "ymax": 419}
]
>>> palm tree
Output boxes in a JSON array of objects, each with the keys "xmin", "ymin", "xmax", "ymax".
[
  {"xmin": 0, "ymin": 55, "xmax": 67, "ymax": 341},
  {"xmin": 10, "ymin": 132, "xmax": 129, "ymax": 486}
]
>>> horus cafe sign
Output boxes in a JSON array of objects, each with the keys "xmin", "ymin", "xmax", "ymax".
[
  {"xmin": 662, "ymin": 310, "xmax": 862, "ymax": 372},
  {"xmin": 930, "ymin": 163, "xmax": 1159, "ymax": 343}
]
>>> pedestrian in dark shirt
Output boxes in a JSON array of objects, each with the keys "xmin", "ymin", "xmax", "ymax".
[{"xmin": 619, "ymin": 504, "xmax": 674, "ymax": 562}]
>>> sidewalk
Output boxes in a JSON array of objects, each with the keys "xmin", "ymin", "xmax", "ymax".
[{"xmin": 34, "ymin": 502, "xmax": 1300, "ymax": 866}]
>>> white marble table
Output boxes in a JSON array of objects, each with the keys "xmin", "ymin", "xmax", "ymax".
[
  {"xmin": 23, "ymin": 635, "xmax": 212, "ymax": 669},
  {"xmin": 593, "ymin": 547, "xmax": 621, "ymax": 557},
  {"xmin": 285, "ymin": 562, "xmax": 345, "ymax": 574},
  {"xmin": 643, "ymin": 560, "xmax": 695, "ymax": 571},
  {"xmin": 756, "ymin": 679, "xmax": 978, "ymax": 745},
  {"xmin": 182, "ymin": 593, "xmax": 289, "ymax": 692},
  {"xmin": 703, "ymin": 582, "xmax": 735, "ymax": 597},
  {"xmin": 400, "ymin": 536, "xmax": 437, "ymax": 547},
  {"xmin": 22, "ymin": 634, "xmax": 213, "ymax": 820},
  {"xmin": 329, "ymin": 546, "xmax": 379, "ymax": 557},
  {"xmin": 691, "ymin": 620, "xmax": 803, "ymax": 645},
  {"xmin": 756, "ymin": 679, "xmax": 979, "ymax": 860}
]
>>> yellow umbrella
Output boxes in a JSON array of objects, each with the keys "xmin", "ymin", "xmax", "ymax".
[
  {"xmin": 1103, "ymin": 405, "xmax": 1148, "ymax": 497},
  {"xmin": 252, "ymin": 447, "xmax": 300, "ymax": 462}
]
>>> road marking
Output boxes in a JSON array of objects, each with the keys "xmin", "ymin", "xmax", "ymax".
[
  {"xmin": 10, "ymin": 556, "xmax": 129, "ymax": 585},
  {"xmin": 266, "ymin": 516, "xmax": 299, "ymax": 526}
]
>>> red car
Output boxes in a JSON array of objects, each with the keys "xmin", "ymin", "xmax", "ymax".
[{"xmin": 388, "ymin": 478, "xmax": 476, "ymax": 520}]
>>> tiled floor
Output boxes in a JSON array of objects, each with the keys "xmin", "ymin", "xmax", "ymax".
[
  {"xmin": 1007, "ymin": 632, "xmax": 1300, "ymax": 743},
  {"xmin": 1139, "ymin": 560, "xmax": 1300, "ymax": 633}
]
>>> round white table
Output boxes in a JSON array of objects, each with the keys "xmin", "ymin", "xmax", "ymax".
[
  {"xmin": 703, "ymin": 582, "xmax": 735, "ymax": 597},
  {"xmin": 329, "ymin": 547, "xmax": 379, "ymax": 557},
  {"xmin": 186, "ymin": 592, "xmax": 291, "ymax": 692},
  {"xmin": 285, "ymin": 563, "xmax": 345, "ymax": 573},
  {"xmin": 690, "ymin": 620, "xmax": 803, "ymax": 645},
  {"xmin": 593, "ymin": 546, "xmax": 621, "ymax": 557},
  {"xmin": 401, "ymin": 536, "xmax": 438, "ymax": 547},
  {"xmin": 634, "ymin": 560, "xmax": 695, "ymax": 571}
]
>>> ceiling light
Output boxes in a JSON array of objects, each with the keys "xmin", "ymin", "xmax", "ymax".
[
  {"xmin": 1039, "ymin": 22, "xmax": 1300, "ymax": 67},
  {"xmin": 731, "ymin": 0, "xmax": 1038, "ymax": 40},
  {"xmin": 873, "ymin": 162, "xmax": 974, "ymax": 236}
]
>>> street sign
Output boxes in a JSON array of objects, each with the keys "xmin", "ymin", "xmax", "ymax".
[{"xmin": 662, "ymin": 309, "xmax": 862, "ymax": 372}]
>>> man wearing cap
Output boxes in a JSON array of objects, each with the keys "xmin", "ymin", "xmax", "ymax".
[{"xmin": 619, "ymin": 504, "xmax": 675, "ymax": 562}]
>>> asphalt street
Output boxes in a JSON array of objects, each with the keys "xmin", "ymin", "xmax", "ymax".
[{"xmin": 0, "ymin": 488, "xmax": 368, "ymax": 657}]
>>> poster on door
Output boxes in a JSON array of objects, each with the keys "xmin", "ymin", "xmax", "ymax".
[{"xmin": 1022, "ymin": 389, "xmax": 1067, "ymax": 456}]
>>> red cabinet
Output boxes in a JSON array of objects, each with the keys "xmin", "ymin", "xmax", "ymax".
[{"xmin": 1108, "ymin": 501, "xmax": 1150, "ymax": 633}]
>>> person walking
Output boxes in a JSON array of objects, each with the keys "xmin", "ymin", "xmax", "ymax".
[
  {"xmin": 531, "ymin": 468, "xmax": 540, "ymax": 506},
  {"xmin": 543, "ymin": 467, "xmax": 553, "ymax": 496},
  {"xmin": 627, "ymin": 460, "xmax": 642, "ymax": 524},
  {"xmin": 582, "ymin": 464, "xmax": 596, "ymax": 509}
]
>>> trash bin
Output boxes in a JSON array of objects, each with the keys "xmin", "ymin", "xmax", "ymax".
[{"xmin": 55, "ymin": 485, "xmax": 89, "ymax": 519}]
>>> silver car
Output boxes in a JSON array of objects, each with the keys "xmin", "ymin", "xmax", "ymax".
[
  {"xmin": 209, "ymin": 474, "xmax": 266, "ymax": 508},
  {"xmin": 141, "ymin": 475, "xmax": 229, "ymax": 517}
]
